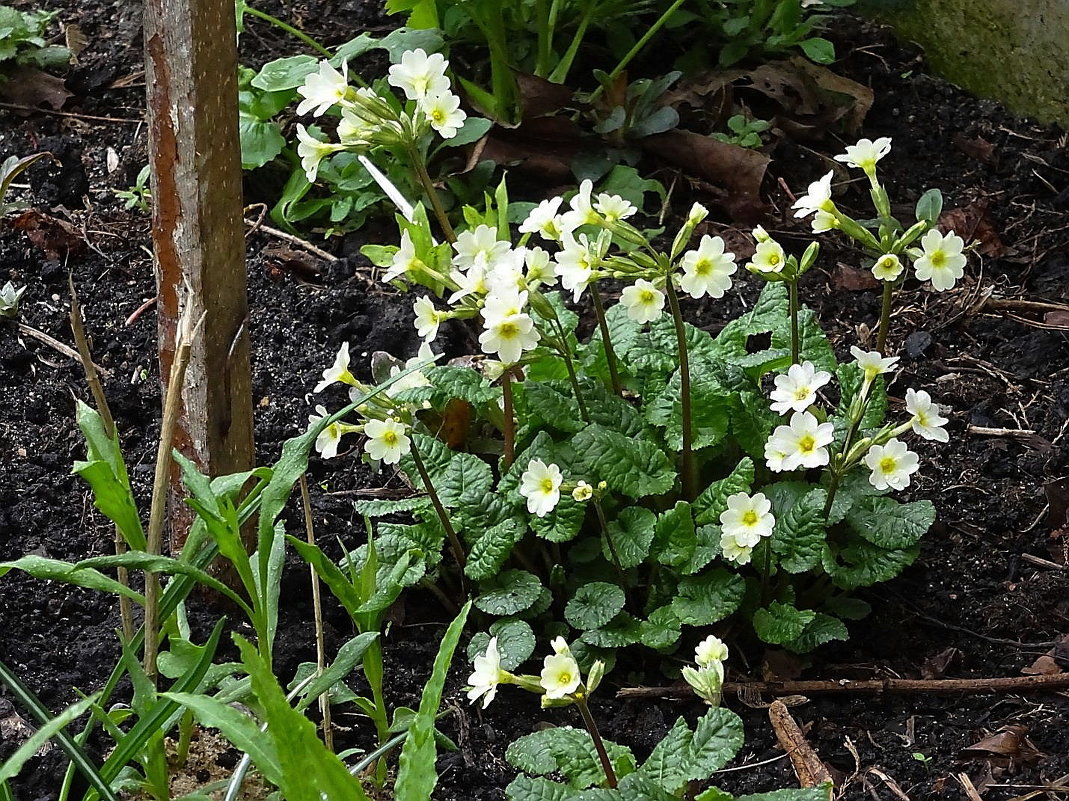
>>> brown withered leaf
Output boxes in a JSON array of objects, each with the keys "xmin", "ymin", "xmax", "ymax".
[
  {"xmin": 64, "ymin": 23, "xmax": 88, "ymax": 62},
  {"xmin": 478, "ymin": 115, "xmax": 582, "ymax": 184},
  {"xmin": 515, "ymin": 72, "xmax": 574, "ymax": 120},
  {"xmin": 1021, "ymin": 654, "xmax": 1063, "ymax": 676},
  {"xmin": 940, "ymin": 200, "xmax": 1007, "ymax": 258},
  {"xmin": 643, "ymin": 130, "xmax": 769, "ymax": 223},
  {"xmin": 921, "ymin": 646, "xmax": 962, "ymax": 679},
  {"xmin": 12, "ymin": 210, "xmax": 85, "ymax": 259},
  {"xmin": 831, "ymin": 264, "xmax": 879, "ymax": 292},
  {"xmin": 261, "ymin": 244, "xmax": 320, "ymax": 282},
  {"xmin": 0, "ymin": 66, "xmax": 72, "ymax": 111},
  {"xmin": 959, "ymin": 725, "xmax": 1044, "ymax": 768},
  {"xmin": 954, "ymin": 134, "xmax": 998, "ymax": 166},
  {"xmin": 1044, "ymin": 310, "xmax": 1069, "ymax": 329}
]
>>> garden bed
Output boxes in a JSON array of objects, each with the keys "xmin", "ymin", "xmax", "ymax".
[{"xmin": 1, "ymin": 1, "xmax": 1068, "ymax": 799}]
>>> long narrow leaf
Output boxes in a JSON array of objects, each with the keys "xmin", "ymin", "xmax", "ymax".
[
  {"xmin": 0, "ymin": 660, "xmax": 119, "ymax": 801},
  {"xmin": 395, "ymin": 601, "xmax": 472, "ymax": 801},
  {"xmin": 0, "ymin": 556, "xmax": 144, "ymax": 603},
  {"xmin": 294, "ymin": 632, "xmax": 379, "ymax": 713}
]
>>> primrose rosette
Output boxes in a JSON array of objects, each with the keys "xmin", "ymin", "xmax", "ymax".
[{"xmin": 308, "ymin": 136, "xmax": 957, "ymax": 679}]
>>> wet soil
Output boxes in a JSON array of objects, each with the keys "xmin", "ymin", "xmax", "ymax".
[{"xmin": 1, "ymin": 2, "xmax": 1068, "ymax": 799}]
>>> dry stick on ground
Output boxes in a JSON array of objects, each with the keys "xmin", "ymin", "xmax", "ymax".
[
  {"xmin": 68, "ymin": 275, "xmax": 134, "ymax": 642},
  {"xmin": 144, "ymin": 308, "xmax": 204, "ymax": 682},
  {"xmin": 299, "ymin": 475, "xmax": 333, "ymax": 752},
  {"xmin": 16, "ymin": 321, "xmax": 112, "ymax": 377},
  {"xmin": 768, "ymin": 700, "xmax": 834, "ymax": 792},
  {"xmin": 617, "ymin": 673, "xmax": 1069, "ymax": 700}
]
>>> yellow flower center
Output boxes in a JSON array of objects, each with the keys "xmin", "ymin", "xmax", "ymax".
[
  {"xmin": 498, "ymin": 321, "xmax": 520, "ymax": 338},
  {"xmin": 741, "ymin": 510, "xmax": 758, "ymax": 526},
  {"xmin": 879, "ymin": 456, "xmax": 897, "ymax": 474},
  {"xmin": 793, "ymin": 386, "xmax": 810, "ymax": 401},
  {"xmin": 694, "ymin": 259, "xmax": 711, "ymax": 275},
  {"xmin": 929, "ymin": 250, "xmax": 946, "ymax": 268},
  {"xmin": 797, "ymin": 434, "xmax": 816, "ymax": 454},
  {"xmin": 768, "ymin": 254, "xmax": 781, "ymax": 266},
  {"xmin": 539, "ymin": 477, "xmax": 555, "ymax": 494},
  {"xmin": 431, "ymin": 108, "xmax": 445, "ymax": 124},
  {"xmin": 639, "ymin": 289, "xmax": 657, "ymax": 304},
  {"xmin": 556, "ymin": 670, "xmax": 574, "ymax": 686},
  {"xmin": 382, "ymin": 431, "xmax": 398, "ymax": 446}
]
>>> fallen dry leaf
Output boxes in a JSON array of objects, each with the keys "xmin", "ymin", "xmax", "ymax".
[
  {"xmin": 1021, "ymin": 654, "xmax": 1062, "ymax": 676},
  {"xmin": 921, "ymin": 646, "xmax": 962, "ymax": 679},
  {"xmin": 12, "ymin": 210, "xmax": 85, "ymax": 259},
  {"xmin": 959, "ymin": 725, "xmax": 1044, "ymax": 768},
  {"xmin": 954, "ymin": 134, "xmax": 998, "ymax": 166},
  {"xmin": 643, "ymin": 129, "xmax": 769, "ymax": 223},
  {"xmin": 831, "ymin": 264, "xmax": 879, "ymax": 292},
  {"xmin": 940, "ymin": 200, "xmax": 1007, "ymax": 258},
  {"xmin": 0, "ymin": 66, "xmax": 72, "ymax": 110},
  {"xmin": 478, "ymin": 115, "xmax": 582, "ymax": 184}
]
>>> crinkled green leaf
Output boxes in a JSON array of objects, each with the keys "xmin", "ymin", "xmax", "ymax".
[
  {"xmin": 530, "ymin": 497, "xmax": 587, "ymax": 543},
  {"xmin": 638, "ymin": 606, "xmax": 682, "ymax": 651},
  {"xmin": 652, "ymin": 502, "xmax": 695, "ymax": 568},
  {"xmin": 847, "ymin": 496, "xmax": 935, "ymax": 550},
  {"xmin": 605, "ymin": 506, "xmax": 656, "ymax": 568},
  {"xmin": 506, "ymin": 726, "xmax": 636, "ymax": 790},
  {"xmin": 574, "ymin": 424, "xmax": 674, "ymax": 499},
  {"xmin": 475, "ymin": 570, "xmax": 543, "ymax": 615},
  {"xmin": 769, "ymin": 486, "xmax": 827, "ymax": 573},
  {"xmin": 581, "ymin": 612, "xmax": 642, "ymax": 648},
  {"xmin": 505, "ymin": 774, "xmax": 574, "ymax": 801},
  {"xmin": 671, "ymin": 570, "xmax": 744, "ymax": 626},
  {"xmin": 467, "ymin": 618, "xmax": 536, "ymax": 671},
  {"xmin": 694, "ymin": 459, "xmax": 755, "ymax": 525},
  {"xmin": 784, "ymin": 612, "xmax": 848, "ymax": 653},
  {"xmin": 566, "ymin": 582, "xmax": 626, "ymax": 630},
  {"xmin": 398, "ymin": 365, "xmax": 500, "ymax": 409},
  {"xmin": 352, "ymin": 496, "xmax": 431, "ymax": 517},
  {"xmin": 753, "ymin": 602, "xmax": 817, "ymax": 646},
  {"xmin": 823, "ymin": 538, "xmax": 920, "ymax": 590},
  {"xmin": 466, "ymin": 519, "xmax": 524, "ymax": 580},
  {"xmin": 520, "ymin": 381, "xmax": 585, "ymax": 434},
  {"xmin": 251, "ymin": 55, "xmax": 318, "ymax": 91}
]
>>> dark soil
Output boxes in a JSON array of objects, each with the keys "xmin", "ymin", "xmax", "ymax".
[{"xmin": 2, "ymin": 2, "xmax": 1067, "ymax": 800}]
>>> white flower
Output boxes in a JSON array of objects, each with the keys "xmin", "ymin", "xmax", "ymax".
[
  {"xmin": 467, "ymin": 637, "xmax": 506, "ymax": 709},
  {"xmin": 812, "ymin": 210, "xmax": 838, "ymax": 234},
  {"xmin": 748, "ymin": 239, "xmax": 787, "ymax": 274},
  {"xmin": 849, "ymin": 346, "xmax": 899, "ymax": 382},
  {"xmin": 550, "ymin": 636, "xmax": 571, "ymax": 656},
  {"xmin": 620, "ymin": 279, "xmax": 665, "ymax": 324},
  {"xmin": 769, "ymin": 360, "xmax": 833, "ymax": 415},
  {"xmin": 554, "ymin": 234, "xmax": 598, "ymax": 301},
  {"xmin": 519, "ymin": 459, "xmax": 563, "ymax": 518},
  {"xmin": 559, "ymin": 180, "xmax": 599, "ymax": 232},
  {"xmin": 572, "ymin": 481, "xmax": 593, "ymax": 502},
  {"xmin": 834, "ymin": 137, "xmax": 892, "ymax": 173},
  {"xmin": 338, "ymin": 107, "xmax": 376, "ymax": 146},
  {"xmin": 765, "ymin": 411, "xmax": 835, "ymax": 472},
  {"xmin": 295, "ymin": 124, "xmax": 340, "ymax": 183},
  {"xmin": 752, "ymin": 225, "xmax": 772, "ymax": 243},
  {"xmin": 686, "ymin": 202, "xmax": 709, "ymax": 226},
  {"xmin": 447, "ymin": 264, "xmax": 490, "ymax": 304},
  {"xmin": 383, "ymin": 230, "xmax": 423, "ymax": 283},
  {"xmin": 594, "ymin": 193, "xmax": 637, "ymax": 222},
  {"xmin": 678, "ymin": 235, "xmax": 737, "ymax": 299},
  {"xmin": 719, "ymin": 533, "xmax": 754, "ymax": 565},
  {"xmin": 519, "ymin": 197, "xmax": 564, "ymax": 241},
  {"xmin": 905, "ymin": 388, "xmax": 949, "ymax": 442},
  {"xmin": 871, "ymin": 253, "xmax": 904, "ymax": 282},
  {"xmin": 308, "ymin": 405, "xmax": 356, "ymax": 459},
  {"xmin": 695, "ymin": 635, "xmax": 729, "ymax": 669},
  {"xmin": 479, "ymin": 312, "xmax": 539, "ymax": 364},
  {"xmin": 719, "ymin": 492, "xmax": 775, "ymax": 548},
  {"xmin": 385, "ymin": 343, "xmax": 435, "ymax": 397},
  {"xmin": 420, "ymin": 91, "xmax": 466, "ymax": 138},
  {"xmin": 913, "ymin": 229, "xmax": 966, "ymax": 292},
  {"xmin": 453, "ymin": 225, "xmax": 512, "ymax": 273},
  {"xmin": 863, "ymin": 438, "xmax": 919, "ymax": 491},
  {"xmin": 482, "ymin": 287, "xmax": 528, "ymax": 326},
  {"xmin": 540, "ymin": 652, "xmax": 581, "ymax": 699},
  {"xmin": 314, "ymin": 342, "xmax": 358, "ymax": 392},
  {"xmin": 363, "ymin": 418, "xmax": 411, "ymax": 465},
  {"xmin": 414, "ymin": 296, "xmax": 442, "ymax": 341},
  {"xmin": 683, "ymin": 662, "xmax": 725, "ymax": 706},
  {"xmin": 523, "ymin": 247, "xmax": 556, "ymax": 288},
  {"xmin": 792, "ymin": 171, "xmax": 835, "ymax": 219},
  {"xmin": 387, "ymin": 48, "xmax": 450, "ymax": 101},
  {"xmin": 296, "ymin": 60, "xmax": 349, "ymax": 117}
]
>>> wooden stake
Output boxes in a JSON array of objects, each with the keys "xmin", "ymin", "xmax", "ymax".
[{"xmin": 143, "ymin": 0, "xmax": 254, "ymax": 551}]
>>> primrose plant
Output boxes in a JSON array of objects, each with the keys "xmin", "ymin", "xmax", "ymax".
[
  {"xmin": 466, "ymin": 633, "xmax": 827, "ymax": 800},
  {"xmin": 311, "ymin": 137, "xmax": 958, "ymax": 671}
]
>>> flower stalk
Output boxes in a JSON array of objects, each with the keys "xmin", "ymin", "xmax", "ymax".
[
  {"xmin": 877, "ymin": 281, "xmax": 894, "ymax": 354},
  {"xmin": 501, "ymin": 368, "xmax": 516, "ymax": 469},
  {"xmin": 664, "ymin": 279, "xmax": 696, "ymax": 500},
  {"xmin": 576, "ymin": 697, "xmax": 617, "ymax": 789},
  {"xmin": 590, "ymin": 289, "xmax": 623, "ymax": 396},
  {"xmin": 787, "ymin": 279, "xmax": 801, "ymax": 365},
  {"xmin": 410, "ymin": 440, "xmax": 467, "ymax": 572},
  {"xmin": 408, "ymin": 144, "xmax": 456, "ymax": 243}
]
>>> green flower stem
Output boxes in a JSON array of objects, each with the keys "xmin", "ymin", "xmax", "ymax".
[
  {"xmin": 590, "ymin": 290, "xmax": 623, "ymax": 396},
  {"xmin": 593, "ymin": 500, "xmax": 628, "ymax": 595},
  {"xmin": 547, "ymin": 1, "xmax": 595, "ymax": 83},
  {"xmin": 241, "ymin": 6, "xmax": 333, "ymax": 58},
  {"xmin": 576, "ymin": 697, "xmax": 618, "ymax": 789},
  {"xmin": 410, "ymin": 440, "xmax": 467, "ymax": 573},
  {"xmin": 407, "ymin": 144, "xmax": 456, "ymax": 243},
  {"xmin": 551, "ymin": 318, "xmax": 591, "ymax": 423},
  {"xmin": 299, "ymin": 475, "xmax": 333, "ymax": 752},
  {"xmin": 876, "ymin": 280, "xmax": 894, "ymax": 354},
  {"xmin": 822, "ymin": 468, "xmax": 842, "ymax": 520},
  {"xmin": 588, "ymin": 0, "xmax": 688, "ymax": 103},
  {"xmin": 501, "ymin": 368, "xmax": 516, "ymax": 470},
  {"xmin": 664, "ymin": 279, "xmax": 696, "ymax": 500},
  {"xmin": 822, "ymin": 380, "xmax": 877, "ymax": 519},
  {"xmin": 788, "ymin": 278, "xmax": 801, "ymax": 365}
]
